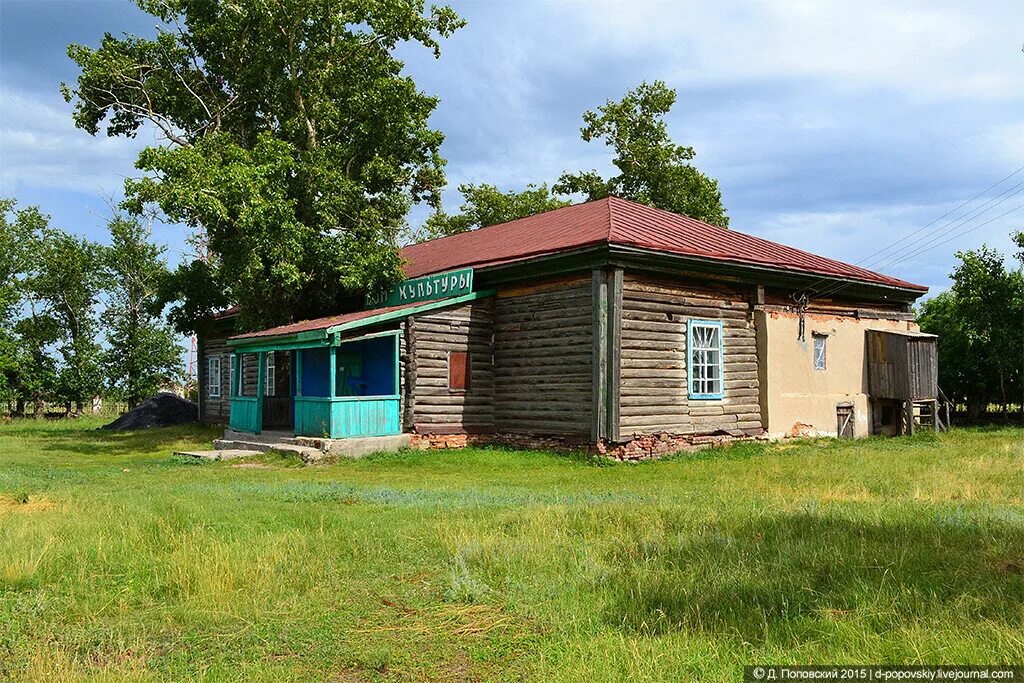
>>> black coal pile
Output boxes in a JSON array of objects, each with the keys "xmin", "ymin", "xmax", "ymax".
[{"xmin": 101, "ymin": 393, "xmax": 198, "ymax": 430}]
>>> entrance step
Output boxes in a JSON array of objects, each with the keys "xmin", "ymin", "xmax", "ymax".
[
  {"xmin": 324, "ymin": 434, "xmax": 411, "ymax": 457},
  {"xmin": 174, "ymin": 449, "xmax": 262, "ymax": 461},
  {"xmin": 212, "ymin": 439, "xmax": 325, "ymax": 463}
]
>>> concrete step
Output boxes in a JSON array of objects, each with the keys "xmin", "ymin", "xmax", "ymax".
[
  {"xmin": 212, "ymin": 439, "xmax": 324, "ymax": 463},
  {"xmin": 290, "ymin": 436, "xmax": 332, "ymax": 451}
]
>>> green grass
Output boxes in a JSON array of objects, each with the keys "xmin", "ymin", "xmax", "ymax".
[{"xmin": 0, "ymin": 420, "xmax": 1022, "ymax": 681}]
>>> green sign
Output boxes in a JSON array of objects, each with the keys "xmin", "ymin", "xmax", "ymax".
[{"xmin": 366, "ymin": 268, "xmax": 474, "ymax": 308}]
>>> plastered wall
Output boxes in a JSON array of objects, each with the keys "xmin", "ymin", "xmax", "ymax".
[{"xmin": 755, "ymin": 310, "xmax": 917, "ymax": 438}]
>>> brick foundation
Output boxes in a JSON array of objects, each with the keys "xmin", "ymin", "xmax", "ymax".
[{"xmin": 409, "ymin": 429, "xmax": 766, "ymax": 461}]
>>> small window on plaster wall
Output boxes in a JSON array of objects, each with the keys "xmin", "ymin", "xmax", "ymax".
[{"xmin": 813, "ymin": 333, "xmax": 827, "ymax": 371}]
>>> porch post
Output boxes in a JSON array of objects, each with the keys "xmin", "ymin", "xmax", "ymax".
[
  {"xmin": 328, "ymin": 346, "xmax": 337, "ymax": 399},
  {"xmin": 256, "ymin": 351, "xmax": 265, "ymax": 434},
  {"xmin": 295, "ymin": 350, "xmax": 303, "ymax": 397},
  {"xmin": 393, "ymin": 331, "xmax": 400, "ymax": 396}
]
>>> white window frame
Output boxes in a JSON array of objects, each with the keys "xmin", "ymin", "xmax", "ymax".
[
  {"xmin": 813, "ymin": 333, "xmax": 827, "ymax": 371},
  {"xmin": 265, "ymin": 353, "xmax": 275, "ymax": 396},
  {"xmin": 207, "ymin": 355, "xmax": 222, "ymax": 398},
  {"xmin": 687, "ymin": 320, "xmax": 724, "ymax": 399}
]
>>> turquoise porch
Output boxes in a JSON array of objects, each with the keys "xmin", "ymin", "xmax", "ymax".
[
  {"xmin": 226, "ymin": 330, "xmax": 401, "ymax": 440},
  {"xmin": 223, "ymin": 290, "xmax": 494, "ymax": 440}
]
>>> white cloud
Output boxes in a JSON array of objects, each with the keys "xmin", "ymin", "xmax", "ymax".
[
  {"xmin": 0, "ymin": 89, "xmax": 150, "ymax": 195},
  {"xmin": 560, "ymin": 0, "xmax": 1023, "ymax": 101}
]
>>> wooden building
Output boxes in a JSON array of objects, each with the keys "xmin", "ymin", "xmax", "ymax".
[{"xmin": 197, "ymin": 197, "xmax": 936, "ymax": 458}]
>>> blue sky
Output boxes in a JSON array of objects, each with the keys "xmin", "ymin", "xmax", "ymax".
[{"xmin": 2, "ymin": 0, "xmax": 1022, "ymax": 297}]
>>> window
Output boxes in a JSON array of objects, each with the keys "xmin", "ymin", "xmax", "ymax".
[
  {"xmin": 687, "ymin": 320, "xmax": 724, "ymax": 399},
  {"xmin": 265, "ymin": 353, "xmax": 275, "ymax": 396},
  {"xmin": 448, "ymin": 351, "xmax": 471, "ymax": 392},
  {"xmin": 207, "ymin": 356, "xmax": 222, "ymax": 398},
  {"xmin": 813, "ymin": 333, "xmax": 827, "ymax": 371}
]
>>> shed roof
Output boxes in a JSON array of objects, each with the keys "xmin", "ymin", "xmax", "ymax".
[{"xmin": 400, "ymin": 196, "xmax": 926, "ymax": 292}]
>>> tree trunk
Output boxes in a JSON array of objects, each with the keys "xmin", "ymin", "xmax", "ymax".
[{"xmin": 966, "ymin": 395, "xmax": 985, "ymax": 424}]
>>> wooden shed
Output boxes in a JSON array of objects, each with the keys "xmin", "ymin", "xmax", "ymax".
[{"xmin": 866, "ymin": 330, "xmax": 940, "ymax": 434}]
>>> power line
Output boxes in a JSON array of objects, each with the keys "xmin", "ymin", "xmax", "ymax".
[
  {"xmin": 816, "ymin": 202, "xmax": 1024, "ymax": 301},
  {"xmin": 799, "ymin": 166, "xmax": 1024, "ymax": 296},
  {"xmin": 856, "ymin": 180, "xmax": 1024, "ymax": 272}
]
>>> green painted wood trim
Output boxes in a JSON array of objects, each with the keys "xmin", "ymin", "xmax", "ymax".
[
  {"xmin": 606, "ymin": 245, "xmax": 925, "ymax": 302},
  {"xmin": 295, "ymin": 349, "xmax": 303, "ymax": 397},
  {"xmin": 606, "ymin": 267, "xmax": 623, "ymax": 442},
  {"xmin": 328, "ymin": 346, "xmax": 337, "ymax": 399},
  {"xmin": 591, "ymin": 268, "xmax": 608, "ymax": 443},
  {"xmin": 325, "ymin": 289, "xmax": 497, "ymax": 336},
  {"xmin": 255, "ymin": 351, "xmax": 265, "ymax": 433},
  {"xmin": 474, "ymin": 245, "xmax": 609, "ymax": 286},
  {"xmin": 226, "ymin": 335, "xmax": 332, "ymax": 352},
  {"xmin": 227, "ymin": 290, "xmax": 496, "ymax": 352},
  {"xmin": 393, "ymin": 332, "xmax": 400, "ymax": 396},
  {"xmin": 334, "ymin": 329, "xmax": 402, "ymax": 345}
]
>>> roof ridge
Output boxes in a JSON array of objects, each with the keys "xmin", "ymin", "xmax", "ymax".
[{"xmin": 606, "ymin": 195, "xmax": 617, "ymax": 242}]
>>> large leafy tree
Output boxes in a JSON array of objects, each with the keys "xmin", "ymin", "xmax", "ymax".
[
  {"xmin": 0, "ymin": 201, "xmax": 61, "ymax": 415},
  {"xmin": 102, "ymin": 216, "xmax": 182, "ymax": 409},
  {"xmin": 64, "ymin": 0, "xmax": 465, "ymax": 332},
  {"xmin": 420, "ymin": 183, "xmax": 569, "ymax": 240},
  {"xmin": 918, "ymin": 242, "xmax": 1024, "ymax": 421},
  {"xmin": 0, "ymin": 200, "xmax": 30, "ymax": 409},
  {"xmin": 23, "ymin": 226, "xmax": 106, "ymax": 414},
  {"xmin": 554, "ymin": 81, "xmax": 729, "ymax": 227}
]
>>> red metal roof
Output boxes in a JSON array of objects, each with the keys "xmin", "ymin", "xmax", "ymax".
[
  {"xmin": 230, "ymin": 301, "xmax": 423, "ymax": 341},
  {"xmin": 401, "ymin": 196, "xmax": 926, "ymax": 291}
]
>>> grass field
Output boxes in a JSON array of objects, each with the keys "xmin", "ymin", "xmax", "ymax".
[{"xmin": 0, "ymin": 419, "xmax": 1022, "ymax": 681}]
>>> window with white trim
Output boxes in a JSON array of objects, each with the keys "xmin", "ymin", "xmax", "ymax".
[
  {"xmin": 813, "ymin": 333, "xmax": 827, "ymax": 371},
  {"xmin": 687, "ymin": 320, "xmax": 724, "ymax": 399},
  {"xmin": 265, "ymin": 353, "xmax": 276, "ymax": 396},
  {"xmin": 207, "ymin": 355, "xmax": 222, "ymax": 398}
]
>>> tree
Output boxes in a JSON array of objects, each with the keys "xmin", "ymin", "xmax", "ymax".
[
  {"xmin": 0, "ymin": 201, "xmax": 60, "ymax": 416},
  {"xmin": 554, "ymin": 81, "xmax": 728, "ymax": 227},
  {"xmin": 420, "ymin": 183, "xmax": 569, "ymax": 240},
  {"xmin": 0, "ymin": 199, "xmax": 24, "ymax": 407},
  {"xmin": 918, "ymin": 242, "xmax": 1024, "ymax": 421},
  {"xmin": 22, "ymin": 224, "xmax": 105, "ymax": 414},
  {"xmin": 102, "ymin": 215, "xmax": 182, "ymax": 409},
  {"xmin": 64, "ymin": 0, "xmax": 465, "ymax": 332}
]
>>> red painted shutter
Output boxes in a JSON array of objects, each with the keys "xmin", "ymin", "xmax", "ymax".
[{"xmin": 449, "ymin": 351, "xmax": 470, "ymax": 392}]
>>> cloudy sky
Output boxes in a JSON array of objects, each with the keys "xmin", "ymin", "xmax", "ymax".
[{"xmin": 1, "ymin": 0, "xmax": 1022, "ymax": 296}]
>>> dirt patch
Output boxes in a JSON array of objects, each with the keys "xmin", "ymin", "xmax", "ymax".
[
  {"xmin": 101, "ymin": 393, "xmax": 197, "ymax": 431},
  {"xmin": 0, "ymin": 495, "xmax": 57, "ymax": 514}
]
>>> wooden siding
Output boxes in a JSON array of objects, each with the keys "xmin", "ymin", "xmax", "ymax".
[
  {"xmin": 199, "ymin": 333, "xmax": 231, "ymax": 424},
  {"xmin": 618, "ymin": 275, "xmax": 762, "ymax": 436},
  {"xmin": 867, "ymin": 331, "xmax": 938, "ymax": 400},
  {"xmin": 493, "ymin": 278, "xmax": 593, "ymax": 435},
  {"xmin": 409, "ymin": 300, "xmax": 494, "ymax": 432}
]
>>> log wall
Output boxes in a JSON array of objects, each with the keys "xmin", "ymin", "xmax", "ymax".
[
  {"xmin": 199, "ymin": 333, "xmax": 231, "ymax": 424},
  {"xmin": 409, "ymin": 300, "xmax": 495, "ymax": 432},
  {"xmin": 618, "ymin": 274, "xmax": 762, "ymax": 436},
  {"xmin": 493, "ymin": 278, "xmax": 593, "ymax": 435}
]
